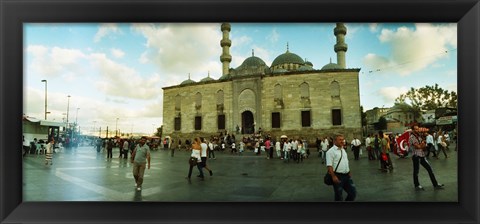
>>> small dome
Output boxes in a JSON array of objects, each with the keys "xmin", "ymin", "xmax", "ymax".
[
  {"xmin": 200, "ymin": 72, "xmax": 215, "ymax": 82},
  {"xmin": 305, "ymin": 61, "xmax": 313, "ymax": 67},
  {"xmin": 298, "ymin": 65, "xmax": 314, "ymax": 71},
  {"xmin": 219, "ymin": 73, "xmax": 231, "ymax": 80},
  {"xmin": 321, "ymin": 63, "xmax": 341, "ymax": 70},
  {"xmin": 180, "ymin": 74, "xmax": 196, "ymax": 85}
]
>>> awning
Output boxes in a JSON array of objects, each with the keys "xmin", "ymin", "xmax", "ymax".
[
  {"xmin": 40, "ymin": 120, "xmax": 66, "ymax": 127},
  {"xmin": 23, "ymin": 116, "xmax": 40, "ymax": 123}
]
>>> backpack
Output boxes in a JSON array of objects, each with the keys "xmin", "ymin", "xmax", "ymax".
[{"xmin": 374, "ymin": 137, "xmax": 379, "ymax": 149}]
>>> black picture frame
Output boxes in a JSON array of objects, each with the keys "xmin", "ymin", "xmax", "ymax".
[{"xmin": 1, "ymin": 0, "xmax": 478, "ymax": 223}]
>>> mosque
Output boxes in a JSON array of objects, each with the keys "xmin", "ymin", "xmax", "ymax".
[{"xmin": 162, "ymin": 23, "xmax": 362, "ymax": 142}]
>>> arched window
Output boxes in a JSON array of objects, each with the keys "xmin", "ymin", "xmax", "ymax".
[
  {"xmin": 300, "ymin": 82, "xmax": 309, "ymax": 99},
  {"xmin": 175, "ymin": 94, "xmax": 181, "ymax": 110},
  {"xmin": 195, "ymin": 92, "xmax": 202, "ymax": 109},
  {"xmin": 217, "ymin": 90, "xmax": 224, "ymax": 105},
  {"xmin": 330, "ymin": 81, "xmax": 340, "ymax": 97},
  {"xmin": 274, "ymin": 84, "xmax": 282, "ymax": 100}
]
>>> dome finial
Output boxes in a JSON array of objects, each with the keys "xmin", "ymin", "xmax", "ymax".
[
  {"xmin": 208, "ymin": 71, "xmax": 210, "ymax": 77},
  {"xmin": 329, "ymin": 57, "xmax": 332, "ymax": 63},
  {"xmin": 188, "ymin": 73, "xmax": 191, "ymax": 80},
  {"xmin": 252, "ymin": 49, "xmax": 254, "ymax": 57},
  {"xmin": 286, "ymin": 42, "xmax": 289, "ymax": 52}
]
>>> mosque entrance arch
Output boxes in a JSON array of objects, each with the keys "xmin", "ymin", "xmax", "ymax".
[{"xmin": 241, "ymin": 111, "xmax": 254, "ymax": 134}]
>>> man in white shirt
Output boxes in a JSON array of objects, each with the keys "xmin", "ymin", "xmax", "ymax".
[
  {"xmin": 350, "ymin": 137, "xmax": 362, "ymax": 160},
  {"xmin": 425, "ymin": 131, "xmax": 436, "ymax": 158},
  {"xmin": 326, "ymin": 134, "xmax": 356, "ymax": 201}
]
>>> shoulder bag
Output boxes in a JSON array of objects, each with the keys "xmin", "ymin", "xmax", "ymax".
[{"xmin": 324, "ymin": 150, "xmax": 343, "ymax": 185}]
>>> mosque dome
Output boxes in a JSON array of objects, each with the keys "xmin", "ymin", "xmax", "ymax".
[
  {"xmin": 239, "ymin": 55, "xmax": 267, "ymax": 68},
  {"xmin": 200, "ymin": 72, "xmax": 215, "ymax": 82},
  {"xmin": 298, "ymin": 65, "xmax": 314, "ymax": 71},
  {"xmin": 272, "ymin": 68, "xmax": 288, "ymax": 74},
  {"xmin": 321, "ymin": 58, "xmax": 341, "ymax": 70},
  {"xmin": 234, "ymin": 50, "xmax": 268, "ymax": 77},
  {"xmin": 305, "ymin": 61, "xmax": 313, "ymax": 67},
  {"xmin": 219, "ymin": 73, "xmax": 231, "ymax": 80},
  {"xmin": 271, "ymin": 50, "xmax": 304, "ymax": 67},
  {"xmin": 180, "ymin": 74, "xmax": 196, "ymax": 85}
]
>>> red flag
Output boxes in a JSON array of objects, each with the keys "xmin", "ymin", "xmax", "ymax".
[{"xmin": 396, "ymin": 131, "xmax": 410, "ymax": 152}]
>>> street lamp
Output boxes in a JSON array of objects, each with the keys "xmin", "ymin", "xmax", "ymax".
[
  {"xmin": 115, "ymin": 118, "xmax": 119, "ymax": 137},
  {"xmin": 66, "ymin": 95, "xmax": 71, "ymax": 128},
  {"xmin": 75, "ymin": 108, "xmax": 80, "ymax": 124},
  {"xmin": 41, "ymin": 80, "xmax": 48, "ymax": 120}
]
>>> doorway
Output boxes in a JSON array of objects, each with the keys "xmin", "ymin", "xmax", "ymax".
[{"xmin": 241, "ymin": 111, "xmax": 254, "ymax": 134}]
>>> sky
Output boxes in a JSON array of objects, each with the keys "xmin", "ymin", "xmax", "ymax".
[{"xmin": 24, "ymin": 23, "xmax": 457, "ymax": 136}]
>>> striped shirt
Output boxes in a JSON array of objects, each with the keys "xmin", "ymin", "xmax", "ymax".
[{"xmin": 409, "ymin": 133, "xmax": 425, "ymax": 157}]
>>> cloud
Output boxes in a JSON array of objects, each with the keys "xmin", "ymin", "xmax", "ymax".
[
  {"xmin": 378, "ymin": 86, "xmax": 409, "ymax": 103},
  {"xmin": 369, "ymin": 23, "xmax": 378, "ymax": 32},
  {"xmin": 94, "ymin": 23, "xmax": 121, "ymax": 43},
  {"xmin": 26, "ymin": 45, "xmax": 87, "ymax": 78},
  {"xmin": 132, "ymin": 23, "xmax": 222, "ymax": 77},
  {"xmin": 266, "ymin": 28, "xmax": 279, "ymax": 43},
  {"xmin": 363, "ymin": 23, "xmax": 457, "ymax": 76},
  {"xmin": 111, "ymin": 48, "xmax": 125, "ymax": 58},
  {"xmin": 89, "ymin": 53, "xmax": 162, "ymax": 100}
]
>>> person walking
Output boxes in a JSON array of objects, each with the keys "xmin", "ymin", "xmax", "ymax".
[
  {"xmin": 425, "ymin": 131, "xmax": 437, "ymax": 158},
  {"xmin": 200, "ymin": 137, "xmax": 213, "ymax": 177},
  {"xmin": 320, "ymin": 137, "xmax": 329, "ymax": 164},
  {"xmin": 325, "ymin": 134, "xmax": 356, "ymax": 201},
  {"xmin": 122, "ymin": 139, "xmax": 129, "ymax": 159},
  {"xmin": 275, "ymin": 140, "xmax": 281, "ymax": 159},
  {"xmin": 131, "ymin": 137, "xmax": 151, "ymax": 191},
  {"xmin": 350, "ymin": 137, "xmax": 361, "ymax": 160},
  {"xmin": 409, "ymin": 125, "xmax": 444, "ymax": 191},
  {"xmin": 208, "ymin": 140, "xmax": 216, "ymax": 159},
  {"xmin": 436, "ymin": 131, "xmax": 448, "ymax": 159},
  {"xmin": 186, "ymin": 137, "xmax": 204, "ymax": 181},
  {"xmin": 106, "ymin": 139, "xmax": 113, "ymax": 159}
]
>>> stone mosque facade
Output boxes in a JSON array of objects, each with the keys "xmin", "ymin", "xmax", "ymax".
[{"xmin": 162, "ymin": 23, "xmax": 362, "ymax": 142}]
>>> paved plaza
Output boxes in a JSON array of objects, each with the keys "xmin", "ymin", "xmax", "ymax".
[{"xmin": 22, "ymin": 144, "xmax": 458, "ymax": 202}]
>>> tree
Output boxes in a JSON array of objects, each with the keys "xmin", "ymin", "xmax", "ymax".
[
  {"xmin": 154, "ymin": 125, "xmax": 163, "ymax": 137},
  {"xmin": 395, "ymin": 83, "xmax": 457, "ymax": 111},
  {"xmin": 374, "ymin": 116, "xmax": 387, "ymax": 130}
]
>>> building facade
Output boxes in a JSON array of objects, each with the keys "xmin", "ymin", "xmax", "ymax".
[{"xmin": 162, "ymin": 23, "xmax": 362, "ymax": 142}]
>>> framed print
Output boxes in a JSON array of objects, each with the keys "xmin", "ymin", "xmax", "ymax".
[{"xmin": 1, "ymin": 0, "xmax": 479, "ymax": 223}]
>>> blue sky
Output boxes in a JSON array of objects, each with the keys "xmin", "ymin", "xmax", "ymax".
[{"xmin": 24, "ymin": 23, "xmax": 457, "ymax": 135}]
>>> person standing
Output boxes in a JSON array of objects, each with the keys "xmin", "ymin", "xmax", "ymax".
[
  {"xmin": 437, "ymin": 131, "xmax": 448, "ymax": 159},
  {"xmin": 275, "ymin": 140, "xmax": 281, "ymax": 159},
  {"xmin": 365, "ymin": 134, "xmax": 374, "ymax": 160},
  {"xmin": 106, "ymin": 139, "xmax": 113, "ymax": 159},
  {"xmin": 208, "ymin": 140, "xmax": 216, "ymax": 159},
  {"xmin": 350, "ymin": 137, "xmax": 361, "ymax": 160},
  {"xmin": 131, "ymin": 137, "xmax": 151, "ymax": 191},
  {"xmin": 409, "ymin": 125, "xmax": 444, "ymax": 191},
  {"xmin": 122, "ymin": 139, "xmax": 129, "ymax": 159},
  {"xmin": 320, "ymin": 137, "xmax": 329, "ymax": 164},
  {"xmin": 326, "ymin": 134, "xmax": 356, "ymax": 201},
  {"xmin": 45, "ymin": 138, "xmax": 54, "ymax": 165}
]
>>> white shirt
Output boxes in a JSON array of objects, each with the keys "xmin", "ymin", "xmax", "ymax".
[
  {"xmin": 365, "ymin": 137, "xmax": 371, "ymax": 146},
  {"xmin": 321, "ymin": 140, "xmax": 328, "ymax": 151},
  {"xmin": 426, "ymin": 134, "xmax": 434, "ymax": 144},
  {"xmin": 208, "ymin": 142, "xmax": 214, "ymax": 151},
  {"xmin": 200, "ymin": 143, "xmax": 208, "ymax": 157},
  {"xmin": 325, "ymin": 145, "xmax": 350, "ymax": 174},
  {"xmin": 275, "ymin": 141, "xmax": 281, "ymax": 151},
  {"xmin": 351, "ymin": 138, "xmax": 361, "ymax": 147}
]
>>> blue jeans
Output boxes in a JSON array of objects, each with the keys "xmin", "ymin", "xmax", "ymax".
[{"xmin": 332, "ymin": 173, "xmax": 356, "ymax": 201}]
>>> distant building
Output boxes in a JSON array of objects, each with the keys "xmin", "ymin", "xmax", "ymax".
[
  {"xmin": 162, "ymin": 23, "xmax": 362, "ymax": 142},
  {"xmin": 23, "ymin": 115, "xmax": 65, "ymax": 143}
]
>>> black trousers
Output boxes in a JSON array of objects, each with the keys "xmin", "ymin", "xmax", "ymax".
[
  {"xmin": 412, "ymin": 155, "xmax": 439, "ymax": 187},
  {"xmin": 352, "ymin": 146, "xmax": 360, "ymax": 160}
]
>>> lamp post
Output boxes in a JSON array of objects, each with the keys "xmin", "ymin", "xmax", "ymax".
[
  {"xmin": 41, "ymin": 80, "xmax": 48, "ymax": 120},
  {"xmin": 66, "ymin": 95, "xmax": 71, "ymax": 128},
  {"xmin": 115, "ymin": 118, "xmax": 119, "ymax": 137},
  {"xmin": 75, "ymin": 108, "xmax": 80, "ymax": 124}
]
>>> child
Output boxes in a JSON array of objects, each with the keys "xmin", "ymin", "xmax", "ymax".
[{"xmin": 45, "ymin": 138, "xmax": 54, "ymax": 165}]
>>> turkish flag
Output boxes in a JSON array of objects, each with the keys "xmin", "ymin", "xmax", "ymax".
[{"xmin": 396, "ymin": 131, "xmax": 410, "ymax": 152}]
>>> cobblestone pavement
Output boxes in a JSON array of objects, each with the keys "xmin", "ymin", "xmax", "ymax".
[{"xmin": 23, "ymin": 144, "xmax": 457, "ymax": 202}]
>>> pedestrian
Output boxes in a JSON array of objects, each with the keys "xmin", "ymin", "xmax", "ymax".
[
  {"xmin": 186, "ymin": 137, "xmax": 204, "ymax": 181},
  {"xmin": 122, "ymin": 139, "xmax": 129, "ymax": 159},
  {"xmin": 275, "ymin": 139, "xmax": 281, "ymax": 158},
  {"xmin": 45, "ymin": 138, "xmax": 54, "ymax": 165},
  {"xmin": 106, "ymin": 139, "xmax": 113, "ymax": 159},
  {"xmin": 130, "ymin": 137, "xmax": 151, "ymax": 191},
  {"xmin": 425, "ymin": 131, "xmax": 437, "ymax": 158},
  {"xmin": 208, "ymin": 140, "xmax": 216, "ymax": 159},
  {"xmin": 23, "ymin": 135, "xmax": 29, "ymax": 157},
  {"xmin": 325, "ymin": 134, "xmax": 356, "ymax": 201},
  {"xmin": 231, "ymin": 141, "xmax": 237, "ymax": 154},
  {"xmin": 350, "ymin": 136, "xmax": 361, "ymax": 160},
  {"xmin": 239, "ymin": 140, "xmax": 245, "ymax": 155},
  {"xmin": 200, "ymin": 137, "xmax": 213, "ymax": 177},
  {"xmin": 436, "ymin": 131, "xmax": 448, "ymax": 159},
  {"xmin": 409, "ymin": 125, "xmax": 444, "ymax": 191},
  {"xmin": 320, "ymin": 137, "xmax": 329, "ymax": 164}
]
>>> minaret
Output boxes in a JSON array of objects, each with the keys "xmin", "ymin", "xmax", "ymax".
[
  {"xmin": 220, "ymin": 23, "xmax": 232, "ymax": 76},
  {"xmin": 334, "ymin": 23, "xmax": 348, "ymax": 69}
]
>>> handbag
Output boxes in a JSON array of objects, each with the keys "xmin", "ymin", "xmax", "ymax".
[
  {"xmin": 324, "ymin": 150, "xmax": 343, "ymax": 185},
  {"xmin": 188, "ymin": 157, "xmax": 198, "ymax": 166}
]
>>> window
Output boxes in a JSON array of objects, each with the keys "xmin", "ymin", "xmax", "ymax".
[
  {"xmin": 330, "ymin": 81, "xmax": 340, "ymax": 97},
  {"xmin": 174, "ymin": 117, "xmax": 181, "ymax": 131},
  {"xmin": 301, "ymin": 111, "xmax": 311, "ymax": 127},
  {"xmin": 217, "ymin": 114, "xmax": 225, "ymax": 130},
  {"xmin": 217, "ymin": 90, "xmax": 224, "ymax": 105},
  {"xmin": 194, "ymin": 116, "xmax": 202, "ymax": 130},
  {"xmin": 272, "ymin": 112, "xmax": 281, "ymax": 128},
  {"xmin": 175, "ymin": 95, "xmax": 181, "ymax": 110},
  {"xmin": 300, "ymin": 82, "xmax": 309, "ymax": 99},
  {"xmin": 332, "ymin": 109, "xmax": 342, "ymax": 125},
  {"xmin": 195, "ymin": 92, "xmax": 202, "ymax": 109}
]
